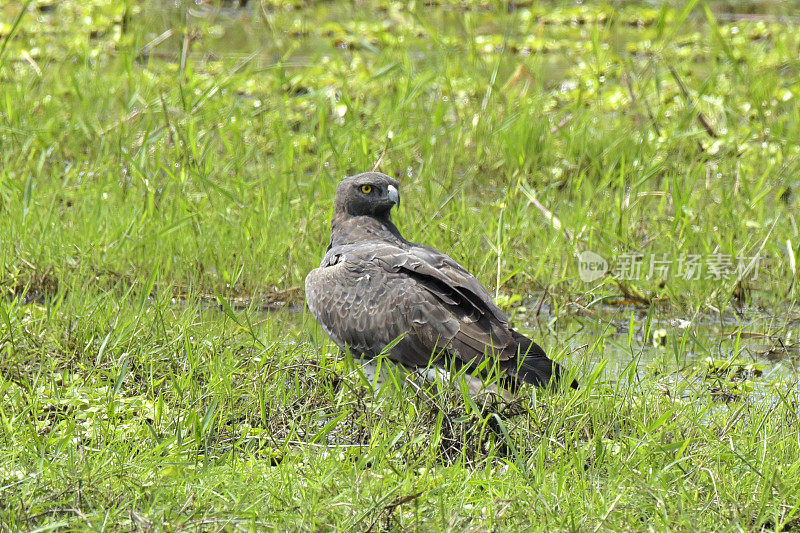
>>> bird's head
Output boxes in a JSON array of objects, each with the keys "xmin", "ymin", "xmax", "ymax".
[{"xmin": 334, "ymin": 172, "xmax": 400, "ymax": 219}]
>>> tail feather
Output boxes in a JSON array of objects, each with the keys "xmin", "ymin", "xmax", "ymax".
[{"xmin": 502, "ymin": 330, "xmax": 578, "ymax": 390}]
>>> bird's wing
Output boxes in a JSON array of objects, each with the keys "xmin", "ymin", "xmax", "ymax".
[
  {"xmin": 392, "ymin": 243, "xmax": 509, "ymax": 324},
  {"xmin": 306, "ymin": 248, "xmax": 460, "ymax": 366},
  {"xmin": 305, "ymin": 242, "xmax": 517, "ymax": 369}
]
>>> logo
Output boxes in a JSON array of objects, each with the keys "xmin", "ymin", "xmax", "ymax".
[{"xmin": 578, "ymin": 250, "xmax": 608, "ymax": 282}]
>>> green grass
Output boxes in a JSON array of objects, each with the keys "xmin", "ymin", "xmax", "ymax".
[{"xmin": 1, "ymin": 0, "xmax": 799, "ymax": 530}]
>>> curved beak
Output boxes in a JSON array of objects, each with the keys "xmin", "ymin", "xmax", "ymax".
[{"xmin": 387, "ymin": 185, "xmax": 400, "ymax": 209}]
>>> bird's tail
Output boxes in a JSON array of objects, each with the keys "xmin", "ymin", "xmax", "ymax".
[{"xmin": 501, "ymin": 330, "xmax": 578, "ymax": 390}]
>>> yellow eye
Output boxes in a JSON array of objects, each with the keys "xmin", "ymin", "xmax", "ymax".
[{"xmin": 360, "ymin": 185, "xmax": 372, "ymax": 194}]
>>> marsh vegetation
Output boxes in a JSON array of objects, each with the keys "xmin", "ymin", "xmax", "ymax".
[{"xmin": 1, "ymin": 0, "xmax": 799, "ymax": 530}]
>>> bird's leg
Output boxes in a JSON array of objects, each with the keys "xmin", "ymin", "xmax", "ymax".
[
  {"xmin": 414, "ymin": 367, "xmax": 512, "ymax": 403},
  {"xmin": 357, "ymin": 357, "xmax": 385, "ymax": 391}
]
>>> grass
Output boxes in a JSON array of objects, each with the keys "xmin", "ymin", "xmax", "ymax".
[{"xmin": 1, "ymin": 0, "xmax": 799, "ymax": 530}]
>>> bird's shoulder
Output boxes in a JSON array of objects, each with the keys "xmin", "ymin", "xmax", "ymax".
[
  {"xmin": 318, "ymin": 239, "xmax": 507, "ymax": 325},
  {"xmin": 318, "ymin": 240, "xmax": 464, "ymax": 274},
  {"xmin": 317, "ymin": 242, "xmax": 401, "ymax": 270}
]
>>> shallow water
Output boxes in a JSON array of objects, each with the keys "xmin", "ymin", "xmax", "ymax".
[
  {"xmin": 517, "ymin": 302, "xmax": 800, "ymax": 383},
  {"xmin": 131, "ymin": 0, "xmax": 800, "ymax": 72}
]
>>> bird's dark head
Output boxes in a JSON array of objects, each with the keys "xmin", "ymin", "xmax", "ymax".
[{"xmin": 334, "ymin": 172, "xmax": 400, "ymax": 219}]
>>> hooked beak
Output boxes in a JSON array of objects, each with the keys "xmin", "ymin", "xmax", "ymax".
[{"xmin": 387, "ymin": 184, "xmax": 400, "ymax": 209}]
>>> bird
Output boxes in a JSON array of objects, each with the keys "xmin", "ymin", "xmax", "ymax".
[{"xmin": 305, "ymin": 171, "xmax": 576, "ymax": 394}]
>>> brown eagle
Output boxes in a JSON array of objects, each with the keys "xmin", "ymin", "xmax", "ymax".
[{"xmin": 305, "ymin": 172, "xmax": 576, "ymax": 392}]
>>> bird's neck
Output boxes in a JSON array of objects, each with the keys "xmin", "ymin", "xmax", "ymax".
[{"xmin": 328, "ymin": 213, "xmax": 405, "ymax": 249}]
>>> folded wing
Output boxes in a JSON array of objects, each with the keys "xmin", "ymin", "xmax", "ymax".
[{"xmin": 306, "ymin": 242, "xmax": 566, "ymax": 388}]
